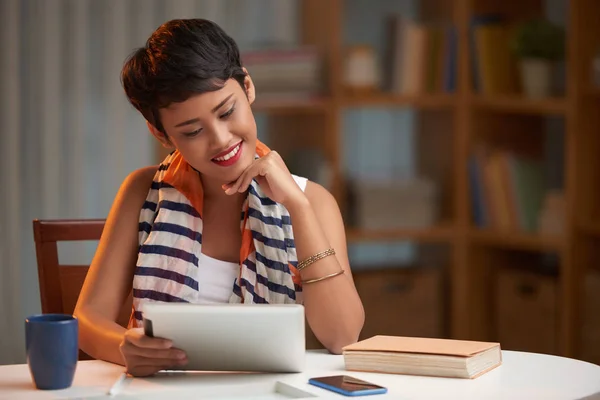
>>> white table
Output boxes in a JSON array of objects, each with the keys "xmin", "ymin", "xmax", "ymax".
[{"xmin": 1, "ymin": 350, "xmax": 599, "ymax": 399}]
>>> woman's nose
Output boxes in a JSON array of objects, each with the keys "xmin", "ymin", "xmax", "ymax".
[{"xmin": 209, "ymin": 124, "xmax": 234, "ymax": 148}]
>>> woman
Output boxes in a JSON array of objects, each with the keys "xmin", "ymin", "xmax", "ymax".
[{"xmin": 74, "ymin": 18, "xmax": 364, "ymax": 377}]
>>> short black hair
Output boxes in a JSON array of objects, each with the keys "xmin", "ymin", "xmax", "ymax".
[{"xmin": 121, "ymin": 18, "xmax": 246, "ymax": 132}]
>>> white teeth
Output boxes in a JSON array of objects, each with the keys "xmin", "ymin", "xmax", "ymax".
[{"xmin": 214, "ymin": 143, "xmax": 240, "ymax": 162}]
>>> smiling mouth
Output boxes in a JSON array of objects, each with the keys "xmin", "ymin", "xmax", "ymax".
[{"xmin": 211, "ymin": 141, "xmax": 243, "ymax": 167}]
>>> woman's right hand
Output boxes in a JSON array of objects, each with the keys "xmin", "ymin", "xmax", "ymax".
[{"xmin": 119, "ymin": 328, "xmax": 188, "ymax": 376}]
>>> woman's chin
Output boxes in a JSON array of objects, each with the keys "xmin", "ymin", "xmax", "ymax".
[{"xmin": 208, "ymin": 162, "xmax": 250, "ymax": 186}]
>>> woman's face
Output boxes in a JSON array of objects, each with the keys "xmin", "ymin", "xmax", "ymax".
[{"xmin": 155, "ymin": 76, "xmax": 257, "ymax": 185}]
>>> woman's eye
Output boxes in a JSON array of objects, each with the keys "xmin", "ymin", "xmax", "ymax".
[
  {"xmin": 183, "ymin": 128, "xmax": 202, "ymax": 137},
  {"xmin": 220, "ymin": 106, "xmax": 235, "ymax": 119}
]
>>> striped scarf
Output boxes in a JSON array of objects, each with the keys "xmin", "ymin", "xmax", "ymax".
[{"xmin": 130, "ymin": 141, "xmax": 302, "ymax": 327}]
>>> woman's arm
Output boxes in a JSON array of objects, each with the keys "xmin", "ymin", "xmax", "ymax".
[
  {"xmin": 224, "ymin": 151, "xmax": 365, "ymax": 354},
  {"xmin": 288, "ymin": 181, "xmax": 365, "ymax": 354},
  {"xmin": 74, "ymin": 166, "xmax": 156, "ymax": 365}
]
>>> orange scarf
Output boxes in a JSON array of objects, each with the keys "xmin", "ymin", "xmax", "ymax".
[{"xmin": 157, "ymin": 140, "xmax": 301, "ymax": 296}]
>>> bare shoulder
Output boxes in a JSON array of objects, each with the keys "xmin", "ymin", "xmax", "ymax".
[
  {"xmin": 110, "ymin": 166, "xmax": 157, "ymax": 215},
  {"xmin": 125, "ymin": 165, "xmax": 157, "ymax": 186},
  {"xmin": 85, "ymin": 165, "xmax": 157, "ymax": 275},
  {"xmin": 100, "ymin": 165, "xmax": 157, "ymax": 242},
  {"xmin": 304, "ymin": 180, "xmax": 339, "ymax": 211},
  {"xmin": 119, "ymin": 166, "xmax": 157, "ymax": 202}
]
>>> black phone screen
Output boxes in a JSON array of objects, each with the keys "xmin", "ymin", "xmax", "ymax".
[{"xmin": 310, "ymin": 375, "xmax": 385, "ymax": 392}]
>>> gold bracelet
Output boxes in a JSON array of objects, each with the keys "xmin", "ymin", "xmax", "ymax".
[
  {"xmin": 301, "ymin": 269, "xmax": 344, "ymax": 284},
  {"xmin": 297, "ymin": 248, "xmax": 336, "ymax": 271}
]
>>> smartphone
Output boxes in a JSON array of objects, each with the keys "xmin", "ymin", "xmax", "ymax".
[{"xmin": 308, "ymin": 375, "xmax": 387, "ymax": 397}]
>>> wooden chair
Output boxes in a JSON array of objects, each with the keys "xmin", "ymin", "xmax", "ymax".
[{"xmin": 32, "ymin": 219, "xmax": 132, "ymax": 359}]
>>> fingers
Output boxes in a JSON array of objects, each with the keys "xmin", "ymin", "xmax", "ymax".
[
  {"xmin": 222, "ymin": 152, "xmax": 283, "ymax": 195},
  {"xmin": 236, "ymin": 166, "xmax": 261, "ymax": 193},
  {"xmin": 225, "ymin": 163, "xmax": 258, "ymax": 195},
  {"xmin": 126, "ymin": 328, "xmax": 172, "ymax": 350},
  {"xmin": 120, "ymin": 328, "xmax": 189, "ymax": 377},
  {"xmin": 122, "ymin": 329, "xmax": 187, "ymax": 362},
  {"xmin": 124, "ymin": 342, "xmax": 187, "ymax": 360}
]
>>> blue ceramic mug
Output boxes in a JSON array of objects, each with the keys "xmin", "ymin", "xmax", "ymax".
[{"xmin": 25, "ymin": 314, "xmax": 78, "ymax": 390}]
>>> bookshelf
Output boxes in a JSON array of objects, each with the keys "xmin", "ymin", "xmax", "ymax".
[
  {"xmin": 469, "ymin": 95, "xmax": 567, "ymax": 115},
  {"xmin": 251, "ymin": 98, "xmax": 331, "ymax": 114},
  {"xmin": 342, "ymin": 94, "xmax": 455, "ymax": 109},
  {"xmin": 154, "ymin": 0, "xmax": 600, "ymax": 364},
  {"xmin": 580, "ymin": 223, "xmax": 600, "ymax": 238},
  {"xmin": 468, "ymin": 228, "xmax": 563, "ymax": 252},
  {"xmin": 587, "ymin": 89, "xmax": 600, "ymax": 98},
  {"xmin": 346, "ymin": 223, "xmax": 455, "ymax": 243}
]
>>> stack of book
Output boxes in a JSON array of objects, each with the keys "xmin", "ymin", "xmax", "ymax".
[
  {"xmin": 343, "ymin": 335, "xmax": 502, "ymax": 379},
  {"xmin": 241, "ymin": 46, "xmax": 322, "ymax": 100}
]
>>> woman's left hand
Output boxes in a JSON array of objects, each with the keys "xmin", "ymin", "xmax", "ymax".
[{"xmin": 223, "ymin": 151, "xmax": 306, "ymax": 207}]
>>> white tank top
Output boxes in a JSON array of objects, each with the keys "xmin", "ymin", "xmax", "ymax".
[
  {"xmin": 195, "ymin": 175, "xmax": 308, "ymax": 304},
  {"xmin": 196, "ymin": 252, "xmax": 241, "ymax": 303}
]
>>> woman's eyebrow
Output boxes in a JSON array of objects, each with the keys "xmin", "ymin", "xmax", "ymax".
[
  {"xmin": 211, "ymin": 94, "xmax": 233, "ymax": 113},
  {"xmin": 174, "ymin": 117, "xmax": 200, "ymax": 128}
]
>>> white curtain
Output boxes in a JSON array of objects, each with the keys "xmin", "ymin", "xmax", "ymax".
[
  {"xmin": 0, "ymin": 0, "xmax": 24, "ymax": 366},
  {"xmin": 0, "ymin": 0, "xmax": 298, "ymax": 365}
]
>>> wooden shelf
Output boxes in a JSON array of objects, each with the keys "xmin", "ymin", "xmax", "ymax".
[
  {"xmin": 469, "ymin": 229, "xmax": 564, "ymax": 252},
  {"xmin": 586, "ymin": 88, "xmax": 600, "ymax": 97},
  {"xmin": 346, "ymin": 224, "xmax": 455, "ymax": 243},
  {"xmin": 579, "ymin": 222, "xmax": 600, "ymax": 237},
  {"xmin": 341, "ymin": 93, "xmax": 455, "ymax": 109},
  {"xmin": 252, "ymin": 97, "xmax": 330, "ymax": 113},
  {"xmin": 470, "ymin": 95, "xmax": 567, "ymax": 115},
  {"xmin": 244, "ymin": 0, "xmax": 598, "ymax": 361}
]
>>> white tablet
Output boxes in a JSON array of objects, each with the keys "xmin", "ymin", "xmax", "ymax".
[{"xmin": 141, "ymin": 303, "xmax": 306, "ymax": 373}]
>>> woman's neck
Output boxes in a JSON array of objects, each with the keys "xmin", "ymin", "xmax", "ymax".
[{"xmin": 200, "ymin": 174, "xmax": 241, "ymax": 201}]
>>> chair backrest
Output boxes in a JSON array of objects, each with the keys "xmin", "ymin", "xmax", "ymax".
[{"xmin": 32, "ymin": 219, "xmax": 132, "ymax": 358}]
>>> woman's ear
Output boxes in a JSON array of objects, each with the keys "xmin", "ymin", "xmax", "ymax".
[
  {"xmin": 146, "ymin": 121, "xmax": 173, "ymax": 148},
  {"xmin": 242, "ymin": 67, "xmax": 256, "ymax": 105}
]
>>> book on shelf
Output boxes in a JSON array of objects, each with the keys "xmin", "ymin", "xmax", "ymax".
[
  {"xmin": 342, "ymin": 335, "xmax": 502, "ymax": 379},
  {"xmin": 469, "ymin": 14, "xmax": 519, "ymax": 95},
  {"xmin": 384, "ymin": 15, "xmax": 457, "ymax": 95},
  {"xmin": 468, "ymin": 145, "xmax": 547, "ymax": 232},
  {"xmin": 538, "ymin": 190, "xmax": 565, "ymax": 236}
]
